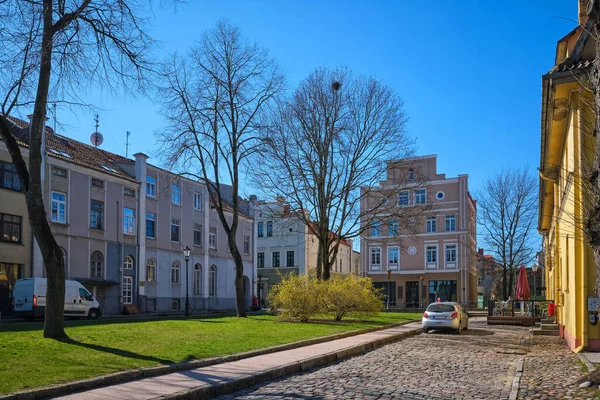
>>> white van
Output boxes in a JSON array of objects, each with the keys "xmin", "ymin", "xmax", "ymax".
[{"xmin": 13, "ymin": 278, "xmax": 102, "ymax": 320}]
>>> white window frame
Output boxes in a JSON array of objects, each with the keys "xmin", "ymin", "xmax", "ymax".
[
  {"xmin": 171, "ymin": 184, "xmax": 181, "ymax": 205},
  {"xmin": 122, "ymin": 275, "xmax": 133, "ymax": 304},
  {"xmin": 171, "ymin": 261, "xmax": 181, "ymax": 283},
  {"xmin": 477, "ymin": 276, "xmax": 485, "ymax": 286},
  {"xmin": 209, "ymin": 265, "xmax": 217, "ymax": 296},
  {"xmin": 388, "ymin": 246, "xmax": 399, "ymax": 270},
  {"xmin": 415, "ymin": 189, "xmax": 427, "ymax": 205},
  {"xmin": 445, "ymin": 244, "xmax": 457, "ymax": 269},
  {"xmin": 146, "ymin": 176, "xmax": 156, "ymax": 198},
  {"xmin": 398, "ymin": 190, "xmax": 409, "ymax": 206},
  {"xmin": 146, "ymin": 213, "xmax": 156, "ymax": 238},
  {"xmin": 425, "ymin": 245, "xmax": 438, "ymax": 269},
  {"xmin": 123, "ymin": 207, "xmax": 135, "ymax": 235},
  {"xmin": 446, "ymin": 215, "xmax": 456, "ymax": 232},
  {"xmin": 123, "ymin": 256, "xmax": 133, "ymax": 270},
  {"xmin": 194, "ymin": 191, "xmax": 202, "ymax": 210},
  {"xmin": 426, "ymin": 216, "xmax": 436, "ymax": 233},
  {"xmin": 194, "ymin": 223, "xmax": 202, "ymax": 246},
  {"xmin": 91, "ymin": 251, "xmax": 103, "ymax": 278},
  {"xmin": 209, "ymin": 227, "xmax": 217, "ymax": 249},
  {"xmin": 244, "ymin": 235, "xmax": 250, "ymax": 254},
  {"xmin": 146, "ymin": 258, "xmax": 156, "ymax": 281},
  {"xmin": 51, "ymin": 191, "xmax": 67, "ymax": 224},
  {"xmin": 388, "ymin": 219, "xmax": 398, "ymax": 236},
  {"xmin": 370, "ymin": 247, "xmax": 381, "ymax": 271}
]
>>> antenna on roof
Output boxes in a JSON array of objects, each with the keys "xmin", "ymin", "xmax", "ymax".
[
  {"xmin": 90, "ymin": 114, "xmax": 104, "ymax": 148},
  {"xmin": 126, "ymin": 131, "xmax": 131, "ymax": 158}
]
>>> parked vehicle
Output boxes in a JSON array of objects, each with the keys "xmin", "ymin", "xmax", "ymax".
[
  {"xmin": 422, "ymin": 302, "xmax": 468, "ymax": 334},
  {"xmin": 12, "ymin": 278, "xmax": 102, "ymax": 320}
]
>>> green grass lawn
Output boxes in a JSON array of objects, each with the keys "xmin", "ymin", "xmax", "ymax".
[{"xmin": 0, "ymin": 312, "xmax": 419, "ymax": 394}]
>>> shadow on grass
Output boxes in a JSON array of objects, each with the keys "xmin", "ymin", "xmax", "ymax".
[
  {"xmin": 0, "ymin": 312, "xmax": 266, "ymax": 333},
  {"xmin": 57, "ymin": 338, "xmax": 174, "ymax": 365}
]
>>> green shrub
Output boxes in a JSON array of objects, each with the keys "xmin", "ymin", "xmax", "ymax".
[{"xmin": 323, "ymin": 275, "xmax": 383, "ymax": 321}]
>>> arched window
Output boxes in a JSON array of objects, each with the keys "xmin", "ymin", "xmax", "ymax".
[
  {"xmin": 146, "ymin": 258, "xmax": 156, "ymax": 281},
  {"xmin": 209, "ymin": 265, "xmax": 216, "ymax": 296},
  {"xmin": 60, "ymin": 247, "xmax": 68, "ymax": 278},
  {"xmin": 123, "ymin": 256, "xmax": 133, "ymax": 270},
  {"xmin": 90, "ymin": 251, "xmax": 103, "ymax": 278},
  {"xmin": 193, "ymin": 264, "xmax": 202, "ymax": 295},
  {"xmin": 171, "ymin": 261, "xmax": 180, "ymax": 283}
]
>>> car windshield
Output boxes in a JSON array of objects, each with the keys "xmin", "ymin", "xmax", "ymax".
[{"xmin": 426, "ymin": 304, "xmax": 455, "ymax": 313}]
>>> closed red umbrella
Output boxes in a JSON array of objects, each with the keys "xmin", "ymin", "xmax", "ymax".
[{"xmin": 515, "ymin": 264, "xmax": 531, "ymax": 300}]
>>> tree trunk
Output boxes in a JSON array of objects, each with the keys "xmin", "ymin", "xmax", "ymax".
[
  {"xmin": 316, "ymin": 245, "xmax": 323, "ymax": 280},
  {"xmin": 502, "ymin": 266, "xmax": 508, "ymax": 299},
  {"xmin": 321, "ymin": 240, "xmax": 331, "ymax": 280},
  {"xmin": 228, "ymin": 230, "xmax": 247, "ymax": 318}
]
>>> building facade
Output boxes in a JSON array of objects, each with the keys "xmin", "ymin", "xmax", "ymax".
[
  {"xmin": 2, "ymin": 116, "xmax": 256, "ymax": 315},
  {"xmin": 539, "ymin": 0, "xmax": 599, "ymax": 351},
  {"xmin": 361, "ymin": 155, "xmax": 477, "ymax": 308}
]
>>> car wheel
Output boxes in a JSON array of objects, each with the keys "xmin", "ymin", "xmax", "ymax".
[
  {"xmin": 423, "ymin": 328, "xmax": 429, "ymax": 333},
  {"xmin": 88, "ymin": 309, "xmax": 100, "ymax": 320}
]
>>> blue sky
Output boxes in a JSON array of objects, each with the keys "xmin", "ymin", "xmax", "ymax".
[{"xmin": 51, "ymin": 0, "xmax": 576, "ymax": 199}]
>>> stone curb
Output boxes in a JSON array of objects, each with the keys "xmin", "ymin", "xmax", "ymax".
[
  {"xmin": 0, "ymin": 319, "xmax": 419, "ymax": 400},
  {"xmin": 158, "ymin": 327, "xmax": 422, "ymax": 400},
  {"xmin": 578, "ymin": 353, "xmax": 597, "ymax": 373},
  {"xmin": 509, "ymin": 357, "xmax": 524, "ymax": 400}
]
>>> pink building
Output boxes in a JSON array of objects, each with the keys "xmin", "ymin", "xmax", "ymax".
[{"xmin": 361, "ymin": 155, "xmax": 477, "ymax": 308}]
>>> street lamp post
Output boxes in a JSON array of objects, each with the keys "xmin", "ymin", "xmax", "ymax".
[
  {"xmin": 386, "ymin": 268, "xmax": 392, "ymax": 311},
  {"xmin": 183, "ymin": 246, "xmax": 191, "ymax": 317}
]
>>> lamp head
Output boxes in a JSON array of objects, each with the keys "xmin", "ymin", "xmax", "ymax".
[
  {"xmin": 532, "ymin": 264, "xmax": 539, "ymax": 272},
  {"xmin": 183, "ymin": 246, "xmax": 191, "ymax": 260}
]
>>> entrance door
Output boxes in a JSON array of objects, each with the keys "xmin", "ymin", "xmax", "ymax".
[{"xmin": 406, "ymin": 281, "xmax": 419, "ymax": 308}]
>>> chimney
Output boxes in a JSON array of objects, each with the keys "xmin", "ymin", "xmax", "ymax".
[
  {"xmin": 579, "ymin": 0, "xmax": 590, "ymax": 26},
  {"xmin": 478, "ymin": 248, "xmax": 484, "ymax": 255},
  {"xmin": 283, "ymin": 204, "xmax": 290, "ymax": 216}
]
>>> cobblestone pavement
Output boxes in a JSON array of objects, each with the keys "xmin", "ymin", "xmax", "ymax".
[{"xmin": 213, "ymin": 318, "xmax": 598, "ymax": 400}]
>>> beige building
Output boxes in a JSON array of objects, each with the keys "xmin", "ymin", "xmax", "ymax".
[{"xmin": 361, "ymin": 155, "xmax": 477, "ymax": 308}]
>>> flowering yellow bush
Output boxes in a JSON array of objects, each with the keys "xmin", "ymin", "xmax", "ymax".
[{"xmin": 268, "ymin": 273, "xmax": 383, "ymax": 322}]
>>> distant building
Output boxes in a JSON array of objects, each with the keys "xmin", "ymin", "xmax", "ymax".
[{"xmin": 360, "ymin": 155, "xmax": 477, "ymax": 308}]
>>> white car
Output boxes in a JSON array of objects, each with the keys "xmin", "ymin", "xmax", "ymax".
[{"xmin": 422, "ymin": 302, "xmax": 468, "ymax": 334}]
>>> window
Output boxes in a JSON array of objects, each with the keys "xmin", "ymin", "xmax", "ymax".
[
  {"xmin": 415, "ymin": 189, "xmax": 426, "ymax": 205},
  {"xmin": 194, "ymin": 224, "xmax": 202, "ymax": 246},
  {"xmin": 90, "ymin": 251, "xmax": 103, "ymax": 278},
  {"xmin": 436, "ymin": 191, "xmax": 445, "ymax": 200},
  {"xmin": 371, "ymin": 220, "xmax": 380, "ymax": 237},
  {"xmin": 123, "ymin": 256, "xmax": 133, "ymax": 270},
  {"xmin": 0, "ymin": 161, "xmax": 21, "ymax": 191},
  {"xmin": 426, "ymin": 216, "xmax": 436, "ymax": 233},
  {"xmin": 477, "ymin": 276, "xmax": 485, "ymax": 286},
  {"xmin": 258, "ymin": 222, "xmax": 264, "ymax": 237},
  {"xmin": 408, "ymin": 168, "xmax": 414, "ymax": 180},
  {"xmin": 426, "ymin": 246, "xmax": 437, "ymax": 263},
  {"xmin": 272, "ymin": 251, "xmax": 280, "ymax": 268},
  {"xmin": 286, "ymin": 250, "xmax": 294, "ymax": 267},
  {"xmin": 146, "ymin": 213, "xmax": 156, "ymax": 238},
  {"xmin": 257, "ymin": 252, "xmax": 265, "ymax": 268},
  {"xmin": 266, "ymin": 221, "xmax": 273, "ymax": 237},
  {"xmin": 172, "ymin": 299, "xmax": 180, "ymax": 311},
  {"xmin": 446, "ymin": 244, "xmax": 457, "ymax": 262},
  {"xmin": 90, "ymin": 201, "xmax": 104, "ymax": 230},
  {"xmin": 124, "ymin": 188, "xmax": 135, "ymax": 197},
  {"xmin": 194, "ymin": 264, "xmax": 202, "ymax": 295},
  {"xmin": 146, "ymin": 176, "xmax": 156, "ymax": 198},
  {"xmin": 370, "ymin": 248, "xmax": 381, "ymax": 270},
  {"xmin": 388, "ymin": 247, "xmax": 399, "ymax": 268},
  {"xmin": 209, "ymin": 265, "xmax": 216, "ymax": 296},
  {"xmin": 122, "ymin": 276, "xmax": 132, "ymax": 304},
  {"xmin": 388, "ymin": 219, "xmax": 398, "ymax": 236},
  {"xmin": 446, "ymin": 215, "xmax": 456, "ymax": 232},
  {"xmin": 52, "ymin": 166, "xmax": 67, "ymax": 178},
  {"xmin": 209, "ymin": 227, "xmax": 217, "ymax": 248},
  {"xmin": 398, "ymin": 191, "xmax": 409, "ymax": 206},
  {"xmin": 123, "ymin": 208, "xmax": 135, "ymax": 235},
  {"xmin": 244, "ymin": 235, "xmax": 250, "ymax": 254},
  {"xmin": 146, "ymin": 258, "xmax": 156, "ymax": 281},
  {"xmin": 194, "ymin": 192, "xmax": 202, "ymax": 210},
  {"xmin": 91, "ymin": 178, "xmax": 104, "ymax": 189},
  {"xmin": 171, "ymin": 261, "xmax": 181, "ymax": 283},
  {"xmin": 171, "ymin": 219, "xmax": 180, "ymax": 242},
  {"xmin": 51, "ymin": 192, "xmax": 66, "ymax": 224},
  {"xmin": 171, "ymin": 184, "xmax": 181, "ymax": 205}
]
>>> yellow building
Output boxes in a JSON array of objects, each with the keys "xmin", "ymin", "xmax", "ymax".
[{"xmin": 539, "ymin": 1, "xmax": 598, "ymax": 351}]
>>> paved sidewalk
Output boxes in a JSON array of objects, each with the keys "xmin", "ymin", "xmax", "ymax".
[{"xmin": 53, "ymin": 322, "xmax": 421, "ymax": 400}]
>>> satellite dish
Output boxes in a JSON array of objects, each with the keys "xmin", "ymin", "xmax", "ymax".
[{"xmin": 90, "ymin": 132, "xmax": 104, "ymax": 147}]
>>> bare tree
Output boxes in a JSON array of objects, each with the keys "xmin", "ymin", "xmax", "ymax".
[
  {"xmin": 0, "ymin": 0, "xmax": 154, "ymax": 338},
  {"xmin": 157, "ymin": 21, "xmax": 284, "ymax": 317},
  {"xmin": 477, "ymin": 168, "xmax": 537, "ymax": 299},
  {"xmin": 256, "ymin": 67, "xmax": 419, "ymax": 280}
]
